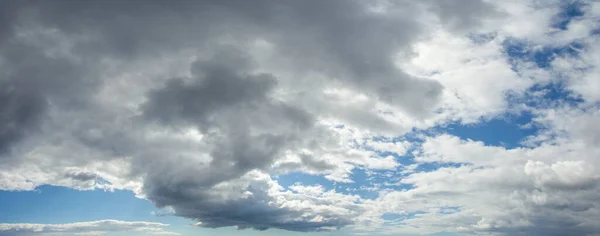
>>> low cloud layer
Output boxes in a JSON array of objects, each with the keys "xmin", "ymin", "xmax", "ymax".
[
  {"xmin": 0, "ymin": 220, "xmax": 176, "ymax": 236},
  {"xmin": 1, "ymin": 0, "xmax": 599, "ymax": 235}
]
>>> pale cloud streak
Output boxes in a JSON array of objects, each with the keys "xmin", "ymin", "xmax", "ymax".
[{"xmin": 0, "ymin": 220, "xmax": 177, "ymax": 236}]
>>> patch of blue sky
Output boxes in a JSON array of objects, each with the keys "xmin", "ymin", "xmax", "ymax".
[
  {"xmin": 520, "ymin": 82, "xmax": 585, "ymax": 107},
  {"xmin": 273, "ymin": 132, "xmax": 422, "ymax": 197},
  {"xmin": 503, "ymin": 38, "xmax": 587, "ymax": 108},
  {"xmin": 411, "ymin": 82, "xmax": 585, "ymax": 158},
  {"xmin": 552, "ymin": 0, "xmax": 586, "ymax": 30},
  {"xmin": 386, "ymin": 98, "xmax": 546, "ymax": 179},
  {"xmin": 440, "ymin": 114, "xmax": 536, "ymax": 149},
  {"xmin": 277, "ymin": 167, "xmax": 406, "ymax": 200},
  {"xmin": 503, "ymin": 39, "xmax": 583, "ymax": 69},
  {"xmin": 438, "ymin": 206, "xmax": 461, "ymax": 215},
  {"xmin": 381, "ymin": 212, "xmax": 424, "ymax": 225},
  {"xmin": 275, "ymin": 172, "xmax": 335, "ymax": 190},
  {"xmin": 475, "ymin": 1, "xmax": 587, "ymax": 70},
  {"xmin": 0, "ymin": 185, "xmax": 188, "ymax": 225},
  {"xmin": 346, "ymin": 168, "xmax": 406, "ymax": 199},
  {"xmin": 363, "ymin": 58, "xmax": 590, "ymax": 190},
  {"xmin": 413, "ymin": 162, "xmax": 471, "ymax": 173},
  {"xmin": 336, "ymin": 169, "xmax": 381, "ymax": 200}
]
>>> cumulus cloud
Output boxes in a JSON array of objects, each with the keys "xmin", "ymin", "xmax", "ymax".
[
  {"xmin": 380, "ymin": 134, "xmax": 600, "ymax": 235},
  {"xmin": 0, "ymin": 0, "xmax": 599, "ymax": 235},
  {"xmin": 369, "ymin": 103, "xmax": 600, "ymax": 235},
  {"xmin": 1, "ymin": 0, "xmax": 457, "ymax": 231},
  {"xmin": 0, "ymin": 220, "xmax": 176, "ymax": 236}
]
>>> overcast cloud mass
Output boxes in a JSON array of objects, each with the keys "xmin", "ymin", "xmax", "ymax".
[{"xmin": 1, "ymin": 0, "xmax": 600, "ymax": 235}]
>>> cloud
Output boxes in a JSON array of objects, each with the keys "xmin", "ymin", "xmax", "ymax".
[
  {"xmin": 371, "ymin": 106, "xmax": 600, "ymax": 235},
  {"xmin": 0, "ymin": 81, "xmax": 46, "ymax": 156},
  {"xmin": 401, "ymin": 30, "xmax": 532, "ymax": 123},
  {"xmin": 0, "ymin": 0, "xmax": 599, "ymax": 235},
  {"xmin": 0, "ymin": 220, "xmax": 177, "ymax": 236}
]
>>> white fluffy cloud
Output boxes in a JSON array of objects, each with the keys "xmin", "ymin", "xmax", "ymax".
[
  {"xmin": 361, "ymin": 101, "xmax": 600, "ymax": 235},
  {"xmin": 401, "ymin": 30, "xmax": 532, "ymax": 123}
]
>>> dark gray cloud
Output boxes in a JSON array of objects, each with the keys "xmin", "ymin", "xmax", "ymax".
[
  {"xmin": 422, "ymin": 0, "xmax": 502, "ymax": 32},
  {"xmin": 140, "ymin": 45, "xmax": 314, "ymax": 185},
  {"xmin": 138, "ymin": 47, "xmax": 345, "ymax": 231},
  {"xmin": 0, "ymin": 0, "xmax": 107, "ymax": 160},
  {"xmin": 144, "ymin": 171, "xmax": 358, "ymax": 232},
  {"xmin": 0, "ymin": 1, "xmax": 447, "ymax": 152},
  {"xmin": 257, "ymin": 0, "xmax": 445, "ymax": 116},
  {"xmin": 8, "ymin": 0, "xmax": 446, "ymax": 115},
  {"xmin": 0, "ymin": 81, "xmax": 46, "ymax": 156},
  {"xmin": 143, "ymin": 47, "xmax": 278, "ymax": 130},
  {"xmin": 0, "ymin": 1, "xmax": 21, "ymax": 44},
  {"xmin": 299, "ymin": 154, "xmax": 337, "ymax": 172}
]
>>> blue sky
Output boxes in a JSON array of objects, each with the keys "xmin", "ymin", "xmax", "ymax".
[{"xmin": 1, "ymin": 0, "xmax": 600, "ymax": 236}]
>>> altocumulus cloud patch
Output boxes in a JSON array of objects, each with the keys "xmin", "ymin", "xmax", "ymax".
[{"xmin": 0, "ymin": 0, "xmax": 600, "ymax": 235}]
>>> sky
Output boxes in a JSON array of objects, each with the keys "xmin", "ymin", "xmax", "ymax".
[{"xmin": 0, "ymin": 0, "xmax": 599, "ymax": 235}]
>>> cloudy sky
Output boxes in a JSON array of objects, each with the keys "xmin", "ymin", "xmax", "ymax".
[{"xmin": 1, "ymin": 0, "xmax": 599, "ymax": 235}]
